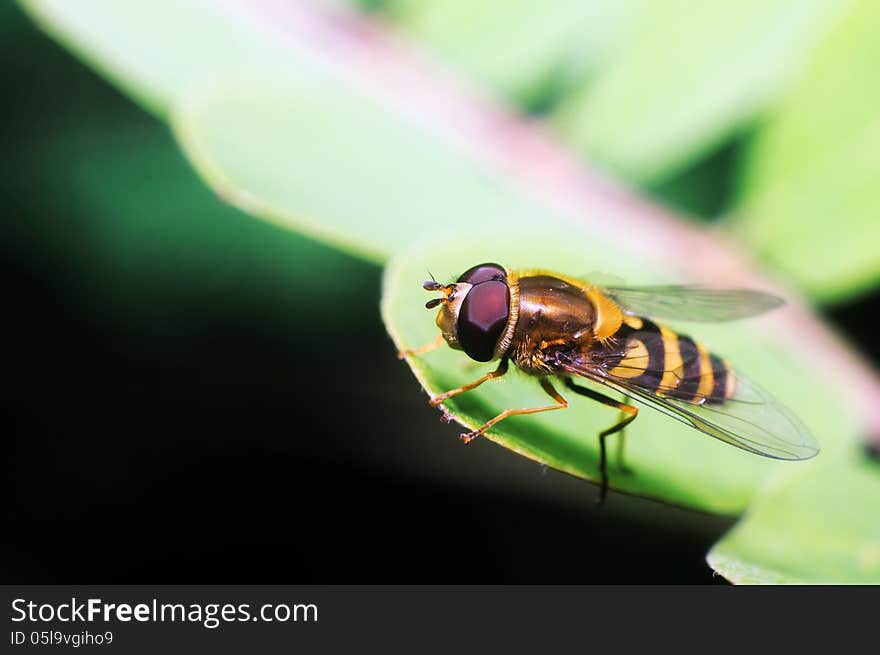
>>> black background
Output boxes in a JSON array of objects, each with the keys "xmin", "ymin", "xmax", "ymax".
[{"xmin": 3, "ymin": 5, "xmax": 877, "ymax": 584}]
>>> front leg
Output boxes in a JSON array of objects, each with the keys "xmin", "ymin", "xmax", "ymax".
[
  {"xmin": 397, "ymin": 335, "xmax": 444, "ymax": 359},
  {"xmin": 460, "ymin": 377, "xmax": 568, "ymax": 444},
  {"xmin": 430, "ymin": 358, "xmax": 509, "ymax": 408}
]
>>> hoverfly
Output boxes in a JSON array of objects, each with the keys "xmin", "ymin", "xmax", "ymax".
[{"xmin": 401, "ymin": 263, "xmax": 819, "ymax": 503}]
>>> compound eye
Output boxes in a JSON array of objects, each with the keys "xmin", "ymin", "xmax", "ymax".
[
  {"xmin": 457, "ymin": 280, "xmax": 510, "ymax": 362},
  {"xmin": 456, "ymin": 262, "xmax": 506, "ymax": 286}
]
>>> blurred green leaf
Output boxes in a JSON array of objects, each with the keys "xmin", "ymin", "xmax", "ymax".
[
  {"xmin": 708, "ymin": 448, "xmax": 880, "ymax": 583},
  {"xmin": 735, "ymin": 0, "xmax": 880, "ymax": 302},
  {"xmin": 20, "ymin": 0, "xmax": 302, "ymax": 116},
  {"xmin": 554, "ymin": 0, "xmax": 843, "ymax": 183},
  {"xmin": 382, "ymin": 235, "xmax": 854, "ymax": 514},
  {"xmin": 387, "ymin": 0, "xmax": 634, "ymax": 111},
  {"xmin": 25, "ymin": 0, "xmax": 569, "ymax": 263},
  {"xmin": 172, "ymin": 77, "xmax": 580, "ymax": 262},
  {"xmin": 645, "ymin": 136, "xmax": 745, "ymax": 220}
]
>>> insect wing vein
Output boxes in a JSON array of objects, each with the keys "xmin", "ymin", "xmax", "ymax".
[
  {"xmin": 604, "ymin": 286, "xmax": 784, "ymax": 322},
  {"xmin": 558, "ymin": 353, "xmax": 819, "ymax": 461}
]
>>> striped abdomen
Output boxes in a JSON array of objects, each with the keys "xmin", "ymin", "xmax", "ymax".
[{"xmin": 597, "ymin": 315, "xmax": 737, "ymax": 405}]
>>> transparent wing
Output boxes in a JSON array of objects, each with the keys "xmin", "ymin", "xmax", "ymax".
[
  {"xmin": 604, "ymin": 285, "xmax": 784, "ymax": 322},
  {"xmin": 557, "ymin": 347, "xmax": 819, "ymax": 461}
]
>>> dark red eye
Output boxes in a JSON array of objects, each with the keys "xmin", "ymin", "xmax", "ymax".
[
  {"xmin": 457, "ymin": 280, "xmax": 510, "ymax": 362},
  {"xmin": 457, "ymin": 263, "xmax": 506, "ymax": 286}
]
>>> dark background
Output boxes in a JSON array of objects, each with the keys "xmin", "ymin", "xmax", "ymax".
[{"xmin": 3, "ymin": 5, "xmax": 876, "ymax": 583}]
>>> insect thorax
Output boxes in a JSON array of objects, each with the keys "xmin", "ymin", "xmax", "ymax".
[{"xmin": 508, "ymin": 274, "xmax": 596, "ymax": 375}]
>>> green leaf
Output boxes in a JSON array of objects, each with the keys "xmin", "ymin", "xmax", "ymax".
[
  {"xmin": 387, "ymin": 0, "xmax": 634, "ymax": 110},
  {"xmin": 708, "ymin": 448, "xmax": 880, "ymax": 583},
  {"xmin": 172, "ymin": 77, "xmax": 581, "ymax": 263},
  {"xmin": 554, "ymin": 0, "xmax": 843, "ymax": 183},
  {"xmin": 25, "ymin": 0, "xmax": 586, "ymax": 264},
  {"xmin": 382, "ymin": 235, "xmax": 855, "ymax": 514},
  {"xmin": 19, "ymin": 0, "xmax": 316, "ymax": 116},
  {"xmin": 735, "ymin": 0, "xmax": 880, "ymax": 302}
]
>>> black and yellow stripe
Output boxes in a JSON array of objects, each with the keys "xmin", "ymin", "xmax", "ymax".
[{"xmin": 599, "ymin": 316, "xmax": 736, "ymax": 405}]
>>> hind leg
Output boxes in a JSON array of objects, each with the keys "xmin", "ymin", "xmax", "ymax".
[{"xmin": 564, "ymin": 379, "xmax": 638, "ymax": 504}]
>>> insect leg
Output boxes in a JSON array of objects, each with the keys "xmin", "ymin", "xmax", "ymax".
[
  {"xmin": 459, "ymin": 377, "xmax": 568, "ymax": 444},
  {"xmin": 397, "ymin": 335, "xmax": 444, "ymax": 359},
  {"xmin": 617, "ymin": 395, "xmax": 634, "ymax": 474},
  {"xmin": 564, "ymin": 379, "xmax": 638, "ymax": 504},
  {"xmin": 429, "ymin": 358, "xmax": 509, "ymax": 408}
]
